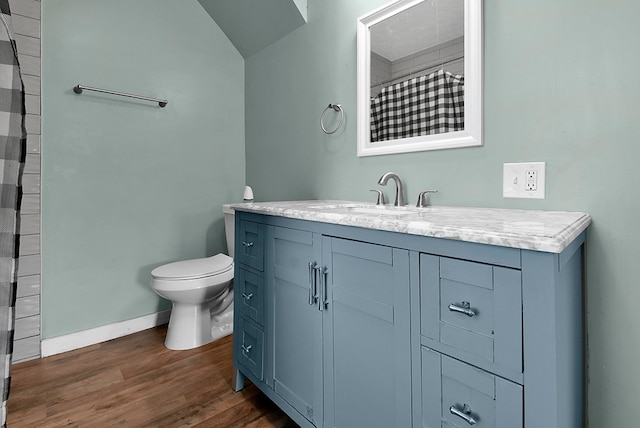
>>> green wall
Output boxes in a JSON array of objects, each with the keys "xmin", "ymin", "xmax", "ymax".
[
  {"xmin": 41, "ymin": 0, "xmax": 245, "ymax": 338},
  {"xmin": 245, "ymin": 0, "xmax": 640, "ymax": 426}
]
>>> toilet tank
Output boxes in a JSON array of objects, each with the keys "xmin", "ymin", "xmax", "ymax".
[{"xmin": 222, "ymin": 204, "xmax": 235, "ymax": 258}]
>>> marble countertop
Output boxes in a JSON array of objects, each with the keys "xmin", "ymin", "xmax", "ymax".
[{"xmin": 230, "ymin": 200, "xmax": 591, "ymax": 253}]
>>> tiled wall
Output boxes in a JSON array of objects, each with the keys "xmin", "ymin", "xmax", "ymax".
[
  {"xmin": 371, "ymin": 36, "xmax": 464, "ymax": 97},
  {"xmin": 9, "ymin": 0, "xmax": 41, "ymax": 363},
  {"xmin": 370, "ymin": 52, "xmax": 391, "ymax": 94}
]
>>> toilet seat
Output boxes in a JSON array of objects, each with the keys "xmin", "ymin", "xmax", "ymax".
[{"xmin": 152, "ymin": 253, "xmax": 233, "ymax": 280}]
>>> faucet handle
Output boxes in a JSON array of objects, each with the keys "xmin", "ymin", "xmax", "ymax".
[
  {"xmin": 369, "ymin": 189, "xmax": 385, "ymax": 205},
  {"xmin": 416, "ymin": 190, "xmax": 438, "ymax": 207}
]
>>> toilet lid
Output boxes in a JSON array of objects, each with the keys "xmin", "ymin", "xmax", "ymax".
[{"xmin": 151, "ymin": 253, "xmax": 233, "ymax": 280}]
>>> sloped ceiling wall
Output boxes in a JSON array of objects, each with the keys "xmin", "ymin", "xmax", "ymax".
[{"xmin": 198, "ymin": 0, "xmax": 307, "ymax": 58}]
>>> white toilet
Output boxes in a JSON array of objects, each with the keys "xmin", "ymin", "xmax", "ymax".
[{"xmin": 151, "ymin": 205, "xmax": 236, "ymax": 350}]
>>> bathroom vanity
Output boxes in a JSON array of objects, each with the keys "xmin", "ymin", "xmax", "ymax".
[{"xmin": 231, "ymin": 201, "xmax": 591, "ymax": 428}]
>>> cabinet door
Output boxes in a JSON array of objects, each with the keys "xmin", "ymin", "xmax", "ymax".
[
  {"xmin": 323, "ymin": 237, "xmax": 411, "ymax": 428},
  {"xmin": 422, "ymin": 347, "xmax": 523, "ymax": 428},
  {"xmin": 235, "ymin": 317, "xmax": 265, "ymax": 381},
  {"xmin": 235, "ymin": 268, "xmax": 264, "ymax": 325},
  {"xmin": 421, "ymin": 254, "xmax": 523, "ymax": 380},
  {"xmin": 236, "ymin": 219, "xmax": 265, "ymax": 271},
  {"xmin": 270, "ymin": 226, "xmax": 323, "ymax": 426}
]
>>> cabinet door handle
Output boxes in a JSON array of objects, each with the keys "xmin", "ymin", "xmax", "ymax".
[
  {"xmin": 448, "ymin": 301, "xmax": 476, "ymax": 317},
  {"xmin": 241, "ymin": 344, "xmax": 252, "ymax": 354},
  {"xmin": 242, "ymin": 293, "xmax": 253, "ymax": 301},
  {"xmin": 449, "ymin": 404, "xmax": 477, "ymax": 425},
  {"xmin": 242, "ymin": 241, "xmax": 254, "ymax": 248},
  {"xmin": 318, "ymin": 266, "xmax": 328, "ymax": 311},
  {"xmin": 322, "ymin": 267, "xmax": 329, "ymax": 309},
  {"xmin": 317, "ymin": 265, "xmax": 324, "ymax": 311},
  {"xmin": 308, "ymin": 262, "xmax": 318, "ymax": 305}
]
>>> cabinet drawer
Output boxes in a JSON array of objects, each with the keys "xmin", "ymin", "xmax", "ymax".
[
  {"xmin": 422, "ymin": 348, "xmax": 523, "ymax": 428},
  {"xmin": 236, "ymin": 268, "xmax": 264, "ymax": 325},
  {"xmin": 236, "ymin": 220, "xmax": 265, "ymax": 271},
  {"xmin": 421, "ymin": 255, "xmax": 523, "ymax": 378},
  {"xmin": 235, "ymin": 317, "xmax": 264, "ymax": 381}
]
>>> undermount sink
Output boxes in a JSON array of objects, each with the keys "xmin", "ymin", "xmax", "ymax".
[
  {"xmin": 308, "ymin": 203, "xmax": 419, "ymax": 217},
  {"xmin": 346, "ymin": 206, "xmax": 416, "ymax": 216}
]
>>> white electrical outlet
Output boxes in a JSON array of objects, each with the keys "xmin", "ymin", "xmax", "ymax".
[
  {"xmin": 525, "ymin": 170, "xmax": 537, "ymax": 191},
  {"xmin": 503, "ymin": 162, "xmax": 546, "ymax": 199}
]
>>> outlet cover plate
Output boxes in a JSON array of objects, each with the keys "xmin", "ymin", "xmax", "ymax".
[{"xmin": 503, "ymin": 162, "xmax": 546, "ymax": 199}]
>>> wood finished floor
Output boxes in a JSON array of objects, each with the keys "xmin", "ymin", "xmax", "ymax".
[{"xmin": 8, "ymin": 326, "xmax": 298, "ymax": 427}]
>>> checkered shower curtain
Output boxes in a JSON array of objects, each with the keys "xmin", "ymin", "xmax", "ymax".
[
  {"xmin": 370, "ymin": 69, "xmax": 464, "ymax": 142},
  {"xmin": 0, "ymin": 1, "xmax": 25, "ymax": 427}
]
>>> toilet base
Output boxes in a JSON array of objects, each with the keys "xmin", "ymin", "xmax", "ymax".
[
  {"xmin": 211, "ymin": 309, "xmax": 233, "ymax": 342},
  {"xmin": 165, "ymin": 302, "xmax": 233, "ymax": 350}
]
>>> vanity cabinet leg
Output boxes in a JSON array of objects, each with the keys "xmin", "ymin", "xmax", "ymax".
[{"xmin": 232, "ymin": 366, "xmax": 246, "ymax": 392}]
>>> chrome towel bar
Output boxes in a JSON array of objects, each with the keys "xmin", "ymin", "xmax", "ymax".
[{"xmin": 73, "ymin": 84, "xmax": 168, "ymax": 107}]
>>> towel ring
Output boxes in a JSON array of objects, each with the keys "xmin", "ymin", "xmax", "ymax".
[{"xmin": 321, "ymin": 103, "xmax": 344, "ymax": 134}]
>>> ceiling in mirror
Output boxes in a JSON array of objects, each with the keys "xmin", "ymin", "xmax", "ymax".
[{"xmin": 370, "ymin": 0, "xmax": 463, "ymax": 62}]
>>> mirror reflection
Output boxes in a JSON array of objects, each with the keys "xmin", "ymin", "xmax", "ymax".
[
  {"xmin": 370, "ymin": 0, "xmax": 464, "ymax": 142},
  {"xmin": 357, "ymin": 0, "xmax": 482, "ymax": 157}
]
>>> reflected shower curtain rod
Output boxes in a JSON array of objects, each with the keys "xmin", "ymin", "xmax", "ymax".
[
  {"xmin": 371, "ymin": 55, "xmax": 464, "ymax": 89},
  {"xmin": 73, "ymin": 84, "xmax": 168, "ymax": 107}
]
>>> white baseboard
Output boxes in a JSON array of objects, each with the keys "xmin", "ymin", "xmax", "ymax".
[{"xmin": 41, "ymin": 310, "xmax": 171, "ymax": 357}]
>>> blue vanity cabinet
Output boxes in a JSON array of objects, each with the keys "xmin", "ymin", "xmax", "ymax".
[
  {"xmin": 235, "ymin": 268, "xmax": 265, "ymax": 325},
  {"xmin": 420, "ymin": 255, "xmax": 523, "ymax": 383},
  {"xmin": 267, "ymin": 226, "xmax": 412, "ymax": 428},
  {"xmin": 322, "ymin": 236, "xmax": 411, "ymax": 428},
  {"xmin": 232, "ymin": 210, "xmax": 586, "ymax": 428},
  {"xmin": 419, "ymin": 254, "xmax": 524, "ymax": 427},
  {"xmin": 416, "ymin": 238, "xmax": 585, "ymax": 428},
  {"xmin": 233, "ymin": 218, "xmax": 267, "ymax": 385},
  {"xmin": 236, "ymin": 219, "xmax": 265, "ymax": 271},
  {"xmin": 233, "ymin": 213, "xmax": 412, "ymax": 428},
  {"xmin": 421, "ymin": 348, "xmax": 523, "ymax": 428},
  {"xmin": 235, "ymin": 316, "xmax": 265, "ymax": 381},
  {"xmin": 268, "ymin": 225, "xmax": 324, "ymax": 427}
]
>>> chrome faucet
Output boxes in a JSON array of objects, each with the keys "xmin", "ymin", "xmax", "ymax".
[{"xmin": 377, "ymin": 172, "xmax": 405, "ymax": 206}]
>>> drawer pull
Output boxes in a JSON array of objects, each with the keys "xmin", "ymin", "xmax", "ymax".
[
  {"xmin": 241, "ymin": 344, "xmax": 252, "ymax": 354},
  {"xmin": 448, "ymin": 301, "xmax": 476, "ymax": 317},
  {"xmin": 449, "ymin": 404, "xmax": 477, "ymax": 425},
  {"xmin": 242, "ymin": 241, "xmax": 254, "ymax": 248},
  {"xmin": 242, "ymin": 293, "xmax": 253, "ymax": 301}
]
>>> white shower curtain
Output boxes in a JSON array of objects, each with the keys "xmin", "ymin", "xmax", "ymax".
[{"xmin": 0, "ymin": 1, "xmax": 26, "ymax": 426}]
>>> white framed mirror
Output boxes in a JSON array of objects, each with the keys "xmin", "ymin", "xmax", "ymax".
[{"xmin": 357, "ymin": 0, "xmax": 483, "ymax": 157}]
